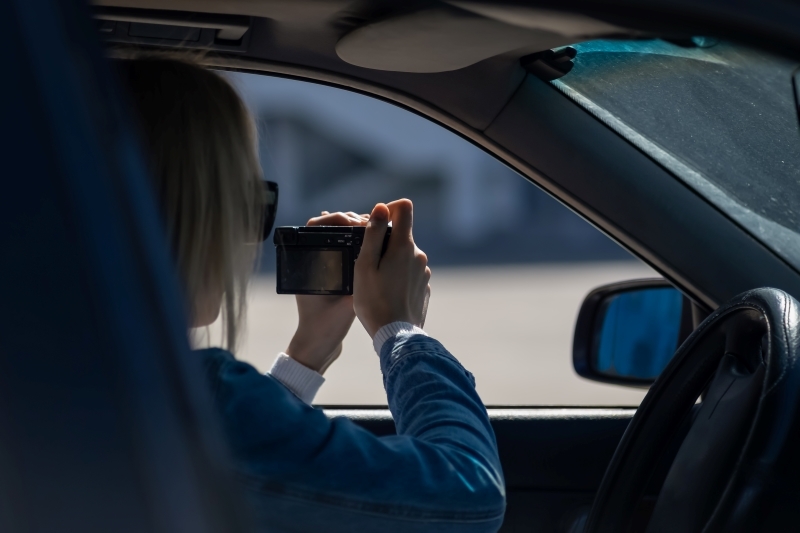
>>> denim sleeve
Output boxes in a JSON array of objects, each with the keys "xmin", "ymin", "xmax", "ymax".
[{"xmin": 204, "ymin": 335, "xmax": 505, "ymax": 533}]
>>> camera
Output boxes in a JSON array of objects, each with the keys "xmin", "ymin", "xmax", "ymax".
[{"xmin": 273, "ymin": 226, "xmax": 392, "ymax": 295}]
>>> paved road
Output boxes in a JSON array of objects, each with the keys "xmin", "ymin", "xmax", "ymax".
[{"xmin": 197, "ymin": 261, "xmax": 658, "ymax": 406}]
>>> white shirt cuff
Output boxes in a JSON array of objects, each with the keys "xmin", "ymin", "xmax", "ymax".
[
  {"xmin": 268, "ymin": 353, "xmax": 325, "ymax": 405},
  {"xmin": 372, "ymin": 321, "xmax": 428, "ymax": 355}
]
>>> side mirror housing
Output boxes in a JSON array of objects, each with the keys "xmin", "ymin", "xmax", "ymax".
[{"xmin": 573, "ymin": 279, "xmax": 695, "ymax": 387}]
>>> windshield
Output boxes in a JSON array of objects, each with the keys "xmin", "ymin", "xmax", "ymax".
[{"xmin": 554, "ymin": 39, "xmax": 800, "ymax": 269}]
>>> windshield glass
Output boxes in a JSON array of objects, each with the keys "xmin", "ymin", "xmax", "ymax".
[{"xmin": 554, "ymin": 39, "xmax": 800, "ymax": 268}]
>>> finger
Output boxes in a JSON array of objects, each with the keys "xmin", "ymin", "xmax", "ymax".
[
  {"xmin": 307, "ymin": 212, "xmax": 353, "ymax": 226},
  {"xmin": 416, "ymin": 248, "xmax": 428, "ymax": 267},
  {"xmin": 346, "ymin": 212, "xmax": 369, "ymax": 226},
  {"xmin": 420, "ymin": 284, "xmax": 431, "ymax": 329},
  {"xmin": 386, "ymin": 199, "xmax": 413, "ymax": 240},
  {"xmin": 360, "ymin": 203, "xmax": 390, "ymax": 267}
]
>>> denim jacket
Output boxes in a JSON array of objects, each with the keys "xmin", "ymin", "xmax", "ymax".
[{"xmin": 199, "ymin": 333, "xmax": 506, "ymax": 532}]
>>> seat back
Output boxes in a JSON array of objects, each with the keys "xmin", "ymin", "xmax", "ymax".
[{"xmin": 0, "ymin": 1, "xmax": 249, "ymax": 531}]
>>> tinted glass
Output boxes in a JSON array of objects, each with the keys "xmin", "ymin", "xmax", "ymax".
[
  {"xmin": 594, "ymin": 288, "xmax": 682, "ymax": 380},
  {"xmin": 280, "ymin": 249, "xmax": 343, "ymax": 292},
  {"xmin": 554, "ymin": 39, "xmax": 800, "ymax": 267}
]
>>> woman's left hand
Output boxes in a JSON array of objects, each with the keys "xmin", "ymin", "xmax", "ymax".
[{"xmin": 284, "ymin": 211, "xmax": 369, "ymax": 374}]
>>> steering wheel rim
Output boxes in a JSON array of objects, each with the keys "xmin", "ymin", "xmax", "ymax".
[{"xmin": 585, "ymin": 288, "xmax": 800, "ymax": 533}]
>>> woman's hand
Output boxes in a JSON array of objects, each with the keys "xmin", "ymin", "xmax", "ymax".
[
  {"xmin": 354, "ymin": 199, "xmax": 431, "ymax": 338},
  {"xmin": 285, "ymin": 211, "xmax": 369, "ymax": 374}
]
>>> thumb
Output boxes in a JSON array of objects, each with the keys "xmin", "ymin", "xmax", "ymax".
[{"xmin": 360, "ymin": 203, "xmax": 389, "ymax": 267}]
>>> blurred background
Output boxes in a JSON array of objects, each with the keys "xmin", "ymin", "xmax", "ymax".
[{"xmin": 198, "ymin": 71, "xmax": 657, "ymax": 406}]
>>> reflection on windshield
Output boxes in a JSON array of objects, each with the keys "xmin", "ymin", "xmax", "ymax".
[{"xmin": 554, "ymin": 39, "xmax": 800, "ymax": 267}]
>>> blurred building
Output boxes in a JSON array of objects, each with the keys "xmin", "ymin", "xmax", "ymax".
[{"xmin": 227, "ymin": 72, "xmax": 631, "ymax": 269}]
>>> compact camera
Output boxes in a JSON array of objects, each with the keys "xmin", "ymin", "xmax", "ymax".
[{"xmin": 273, "ymin": 226, "xmax": 392, "ymax": 295}]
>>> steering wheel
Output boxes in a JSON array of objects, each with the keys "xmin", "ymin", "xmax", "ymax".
[{"xmin": 585, "ymin": 288, "xmax": 800, "ymax": 532}]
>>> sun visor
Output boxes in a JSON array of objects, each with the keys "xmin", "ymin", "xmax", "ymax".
[{"xmin": 335, "ymin": 4, "xmax": 633, "ymax": 73}]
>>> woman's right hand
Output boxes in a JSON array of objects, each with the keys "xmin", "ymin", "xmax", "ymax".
[{"xmin": 353, "ymin": 199, "xmax": 431, "ymax": 338}]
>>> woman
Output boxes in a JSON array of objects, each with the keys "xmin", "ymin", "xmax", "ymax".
[{"xmin": 120, "ymin": 56, "xmax": 505, "ymax": 532}]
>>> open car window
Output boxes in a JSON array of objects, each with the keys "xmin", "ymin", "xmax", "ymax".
[
  {"xmin": 553, "ymin": 39, "xmax": 800, "ymax": 269},
  {"xmin": 197, "ymin": 71, "xmax": 660, "ymax": 406}
]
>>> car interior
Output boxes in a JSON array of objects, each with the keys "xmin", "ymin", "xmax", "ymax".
[{"xmin": 5, "ymin": 0, "xmax": 800, "ymax": 531}]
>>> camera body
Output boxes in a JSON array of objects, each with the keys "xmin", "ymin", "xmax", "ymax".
[{"xmin": 273, "ymin": 226, "xmax": 391, "ymax": 295}]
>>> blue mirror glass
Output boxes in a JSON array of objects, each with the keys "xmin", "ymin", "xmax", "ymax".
[{"xmin": 593, "ymin": 288, "xmax": 683, "ymax": 381}]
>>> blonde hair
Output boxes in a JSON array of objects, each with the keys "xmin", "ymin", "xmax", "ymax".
[{"xmin": 119, "ymin": 56, "xmax": 263, "ymax": 352}]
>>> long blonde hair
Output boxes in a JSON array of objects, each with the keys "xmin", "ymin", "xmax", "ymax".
[{"xmin": 119, "ymin": 56, "xmax": 263, "ymax": 352}]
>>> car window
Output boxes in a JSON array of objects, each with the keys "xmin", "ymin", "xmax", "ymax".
[
  {"xmin": 197, "ymin": 71, "xmax": 658, "ymax": 406},
  {"xmin": 553, "ymin": 39, "xmax": 800, "ymax": 270}
]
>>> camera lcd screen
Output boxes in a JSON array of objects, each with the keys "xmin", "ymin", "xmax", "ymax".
[{"xmin": 279, "ymin": 248, "xmax": 344, "ymax": 292}]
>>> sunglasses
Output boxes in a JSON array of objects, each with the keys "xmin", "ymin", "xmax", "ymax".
[{"xmin": 261, "ymin": 180, "xmax": 279, "ymax": 241}]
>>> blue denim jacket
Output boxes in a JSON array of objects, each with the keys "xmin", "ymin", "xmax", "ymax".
[{"xmin": 199, "ymin": 333, "xmax": 506, "ymax": 532}]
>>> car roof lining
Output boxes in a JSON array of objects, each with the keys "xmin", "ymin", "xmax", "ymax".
[
  {"xmin": 95, "ymin": 1, "xmax": 642, "ymax": 74},
  {"xmin": 90, "ymin": 0, "xmax": 648, "ymax": 126}
]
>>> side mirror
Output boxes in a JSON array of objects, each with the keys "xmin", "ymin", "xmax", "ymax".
[{"xmin": 573, "ymin": 279, "xmax": 695, "ymax": 387}]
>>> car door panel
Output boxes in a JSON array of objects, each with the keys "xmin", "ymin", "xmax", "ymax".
[{"xmin": 325, "ymin": 408, "xmax": 635, "ymax": 532}]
